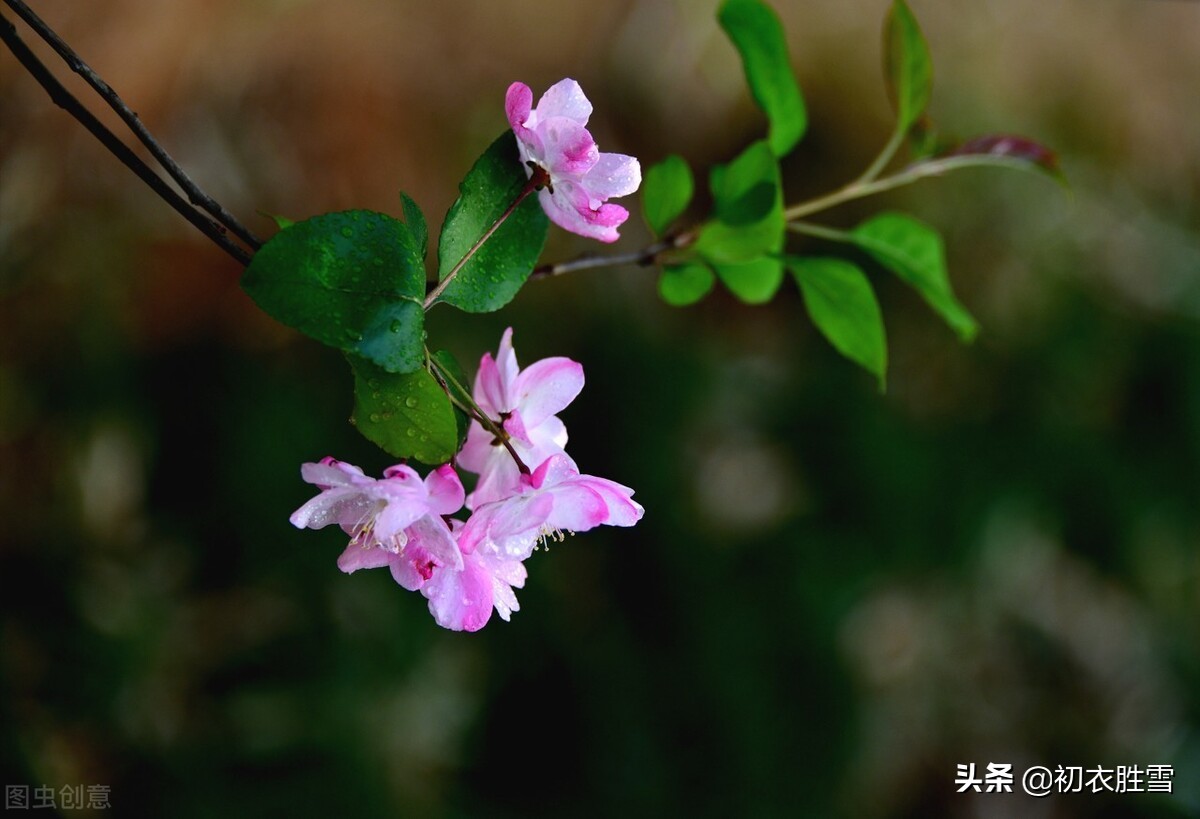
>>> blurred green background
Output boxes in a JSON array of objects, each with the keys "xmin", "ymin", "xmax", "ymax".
[{"xmin": 2, "ymin": 1, "xmax": 1198, "ymax": 816}]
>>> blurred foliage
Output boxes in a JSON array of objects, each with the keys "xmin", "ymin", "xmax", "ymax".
[{"xmin": 2, "ymin": 1, "xmax": 1199, "ymax": 817}]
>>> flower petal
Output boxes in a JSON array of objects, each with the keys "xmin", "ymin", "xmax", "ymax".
[
  {"xmin": 337, "ymin": 541, "xmax": 393, "ymax": 573},
  {"xmin": 506, "ymin": 82, "xmax": 534, "ymax": 131},
  {"xmin": 478, "ymin": 552, "xmax": 527, "ymax": 622},
  {"xmin": 545, "ymin": 483, "xmax": 611, "ymax": 532},
  {"xmin": 422, "ymin": 558, "xmax": 494, "ymax": 632},
  {"xmin": 513, "ymin": 357, "xmax": 584, "ymax": 429},
  {"xmin": 538, "ymin": 118, "xmax": 598, "ymax": 176},
  {"xmin": 461, "ymin": 491, "xmax": 555, "ymax": 560},
  {"xmin": 534, "ymin": 78, "xmax": 592, "ymax": 125},
  {"xmin": 300, "ymin": 458, "xmax": 368, "ymax": 490},
  {"xmin": 407, "ymin": 514, "xmax": 464, "ymax": 571},
  {"xmin": 424, "ymin": 464, "xmax": 465, "ymax": 516},
  {"xmin": 474, "ymin": 327, "xmax": 520, "ymax": 414},
  {"xmin": 537, "ymin": 185, "xmax": 627, "ymax": 243},
  {"xmin": 290, "ymin": 487, "xmax": 379, "ymax": 531},
  {"xmin": 582, "ymin": 152, "xmax": 642, "ymax": 204}
]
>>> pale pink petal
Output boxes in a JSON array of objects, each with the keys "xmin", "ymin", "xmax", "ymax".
[
  {"xmin": 534, "ymin": 78, "xmax": 592, "ymax": 125},
  {"xmin": 537, "ymin": 185, "xmax": 627, "ymax": 243},
  {"xmin": 473, "ymin": 353, "xmax": 504, "ymax": 416},
  {"xmin": 381, "ymin": 464, "xmax": 421, "ymax": 483},
  {"xmin": 300, "ymin": 459, "xmax": 368, "ymax": 490},
  {"xmin": 544, "ymin": 483, "xmax": 611, "ymax": 532},
  {"xmin": 503, "ymin": 410, "xmax": 531, "ymax": 448},
  {"xmin": 514, "ymin": 358, "xmax": 584, "ymax": 429},
  {"xmin": 529, "ymin": 453, "xmax": 579, "ymax": 489},
  {"xmin": 538, "ymin": 118, "xmax": 598, "ymax": 176},
  {"xmin": 460, "ymin": 433, "xmax": 525, "ymax": 511},
  {"xmin": 581, "ymin": 479, "xmax": 645, "ymax": 527},
  {"xmin": 337, "ymin": 541, "xmax": 393, "ymax": 573},
  {"xmin": 527, "ymin": 414, "xmax": 570, "ymax": 457},
  {"xmin": 406, "ymin": 514, "xmax": 464, "ymax": 570},
  {"xmin": 290, "ymin": 488, "xmax": 379, "ymax": 531},
  {"xmin": 582, "ymin": 152, "xmax": 642, "ymax": 204},
  {"xmin": 424, "ymin": 465, "xmax": 465, "ymax": 516},
  {"xmin": 390, "ymin": 543, "xmax": 439, "ymax": 591},
  {"xmin": 422, "ymin": 558, "xmax": 494, "ymax": 632},
  {"xmin": 467, "ymin": 492, "xmax": 555, "ymax": 560},
  {"xmin": 457, "ymin": 420, "xmax": 499, "ymax": 475},
  {"xmin": 372, "ymin": 496, "xmax": 426, "ymax": 543},
  {"xmin": 478, "ymin": 552, "xmax": 527, "ymax": 622},
  {"xmin": 494, "ymin": 327, "xmax": 519, "ymax": 403}
]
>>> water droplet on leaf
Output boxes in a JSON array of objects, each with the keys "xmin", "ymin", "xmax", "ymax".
[{"xmin": 404, "ymin": 397, "xmax": 418, "ymax": 408}]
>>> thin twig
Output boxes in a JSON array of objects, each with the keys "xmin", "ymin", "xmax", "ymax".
[
  {"xmin": 0, "ymin": 13, "xmax": 252, "ymax": 266},
  {"xmin": 2, "ymin": 0, "xmax": 262, "ymax": 250},
  {"xmin": 427, "ymin": 354, "xmax": 529, "ymax": 475},
  {"xmin": 530, "ymin": 230, "xmax": 695, "ymax": 280}
]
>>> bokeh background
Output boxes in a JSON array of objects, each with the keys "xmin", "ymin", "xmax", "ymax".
[{"xmin": 2, "ymin": 1, "xmax": 1199, "ymax": 816}]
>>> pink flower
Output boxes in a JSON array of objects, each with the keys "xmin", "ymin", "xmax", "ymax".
[
  {"xmin": 506, "ymin": 79, "xmax": 641, "ymax": 243},
  {"xmin": 459, "ymin": 455, "xmax": 644, "ymax": 561},
  {"xmin": 290, "ymin": 458, "xmax": 465, "ymax": 586},
  {"xmin": 419, "ymin": 521, "xmax": 528, "ymax": 632},
  {"xmin": 458, "ymin": 327, "xmax": 584, "ymax": 509}
]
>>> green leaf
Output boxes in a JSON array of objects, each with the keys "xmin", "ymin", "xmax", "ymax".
[
  {"xmin": 658, "ymin": 262, "xmax": 715, "ymax": 306},
  {"xmin": 788, "ymin": 257, "xmax": 887, "ymax": 387},
  {"xmin": 400, "ymin": 193, "xmax": 428, "ymax": 259},
  {"xmin": 884, "ymin": 0, "xmax": 932, "ymax": 133},
  {"xmin": 435, "ymin": 132, "xmax": 549, "ymax": 313},
  {"xmin": 852, "ymin": 211, "xmax": 977, "ymax": 340},
  {"xmin": 430, "ymin": 349, "xmax": 471, "ymax": 450},
  {"xmin": 942, "ymin": 134, "xmax": 1067, "ymax": 185},
  {"xmin": 713, "ymin": 256, "xmax": 785, "ymax": 304},
  {"xmin": 718, "ymin": 0, "xmax": 807, "ymax": 156},
  {"xmin": 260, "ymin": 212, "xmax": 294, "ymax": 230},
  {"xmin": 350, "ymin": 356, "xmax": 458, "ymax": 465},
  {"xmin": 642, "ymin": 155, "xmax": 694, "ymax": 237},
  {"xmin": 694, "ymin": 140, "xmax": 784, "ymax": 265},
  {"xmin": 242, "ymin": 210, "xmax": 426, "ymax": 373}
]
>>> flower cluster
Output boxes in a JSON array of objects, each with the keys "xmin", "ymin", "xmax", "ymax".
[
  {"xmin": 507, "ymin": 79, "xmax": 641, "ymax": 243},
  {"xmin": 290, "ymin": 329, "xmax": 644, "ymax": 631}
]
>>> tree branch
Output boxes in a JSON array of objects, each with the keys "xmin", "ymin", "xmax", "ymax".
[
  {"xmin": 530, "ymin": 231, "xmax": 695, "ymax": 280},
  {"xmin": 0, "ymin": 8, "xmax": 253, "ymax": 266}
]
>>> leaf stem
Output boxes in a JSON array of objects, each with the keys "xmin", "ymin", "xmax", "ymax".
[
  {"xmin": 855, "ymin": 126, "xmax": 906, "ymax": 186},
  {"xmin": 782, "ymin": 156, "xmax": 969, "ymax": 222},
  {"xmin": 424, "ymin": 174, "xmax": 542, "ymax": 310},
  {"xmin": 785, "ymin": 221, "xmax": 855, "ymax": 243}
]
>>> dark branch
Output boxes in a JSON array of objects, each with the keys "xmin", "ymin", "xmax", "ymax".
[
  {"xmin": 0, "ymin": 11, "xmax": 252, "ymax": 266},
  {"xmin": 2, "ymin": 0, "xmax": 262, "ymax": 251}
]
